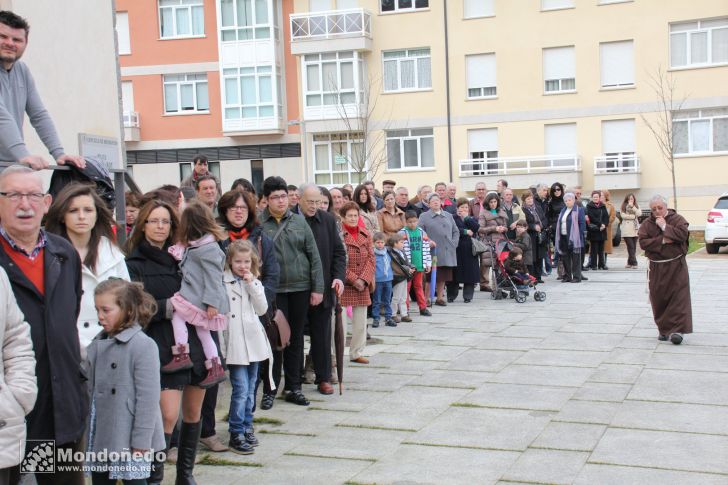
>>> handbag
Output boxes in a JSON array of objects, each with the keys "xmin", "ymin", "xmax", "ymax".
[
  {"xmin": 261, "ymin": 304, "xmax": 290, "ymax": 351},
  {"xmin": 471, "ymin": 236, "xmax": 488, "ymax": 256}
]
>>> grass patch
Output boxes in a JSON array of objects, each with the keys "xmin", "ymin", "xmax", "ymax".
[
  {"xmin": 345, "ymin": 481, "xmax": 378, "ymax": 485},
  {"xmin": 284, "ymin": 451, "xmax": 376, "ymax": 462},
  {"xmin": 258, "ymin": 429, "xmax": 317, "ymax": 437},
  {"xmin": 308, "ymin": 406, "xmax": 359, "ymax": 413},
  {"xmin": 335, "ymin": 423, "xmax": 417, "ymax": 432},
  {"xmin": 688, "ymin": 239, "xmax": 705, "ymax": 254},
  {"xmin": 197, "ymin": 454, "xmax": 262, "ymax": 467},
  {"xmin": 450, "ymin": 402, "xmax": 485, "ymax": 408},
  {"xmin": 253, "ymin": 416, "xmax": 284, "ymax": 426},
  {"xmin": 407, "ymin": 383, "xmax": 477, "ymax": 390}
]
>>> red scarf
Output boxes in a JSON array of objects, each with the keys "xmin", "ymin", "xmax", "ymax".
[
  {"xmin": 228, "ymin": 227, "xmax": 249, "ymax": 241},
  {"xmin": 344, "ymin": 224, "xmax": 359, "ymax": 238}
]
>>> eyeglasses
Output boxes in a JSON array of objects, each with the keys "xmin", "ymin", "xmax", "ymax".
[
  {"xmin": 145, "ymin": 219, "xmax": 171, "ymax": 226},
  {"xmin": 554, "ymin": 188, "xmax": 562, "ymax": 192},
  {"xmin": 268, "ymin": 194, "xmax": 288, "ymax": 202},
  {"xmin": 0, "ymin": 191, "xmax": 44, "ymax": 203},
  {"xmin": 228, "ymin": 205, "xmax": 248, "ymax": 212}
]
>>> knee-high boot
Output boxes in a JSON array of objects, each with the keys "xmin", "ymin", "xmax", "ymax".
[
  {"xmin": 176, "ymin": 421, "xmax": 202, "ymax": 485},
  {"xmin": 148, "ymin": 432, "xmax": 171, "ymax": 485}
]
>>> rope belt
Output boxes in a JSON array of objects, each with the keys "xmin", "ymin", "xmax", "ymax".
[{"xmin": 646, "ymin": 253, "xmax": 684, "ymax": 294}]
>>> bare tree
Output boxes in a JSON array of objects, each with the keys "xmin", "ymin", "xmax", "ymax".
[
  {"xmin": 329, "ymin": 72, "xmax": 394, "ymax": 183},
  {"xmin": 640, "ymin": 67, "xmax": 689, "ymax": 210}
]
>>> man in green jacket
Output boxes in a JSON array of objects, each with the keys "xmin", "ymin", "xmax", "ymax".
[{"xmin": 259, "ymin": 176, "xmax": 324, "ymax": 409}]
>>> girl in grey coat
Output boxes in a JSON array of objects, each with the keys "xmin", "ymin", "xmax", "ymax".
[
  {"xmin": 167, "ymin": 200, "xmax": 230, "ymax": 389},
  {"xmin": 87, "ymin": 279, "xmax": 165, "ymax": 484}
]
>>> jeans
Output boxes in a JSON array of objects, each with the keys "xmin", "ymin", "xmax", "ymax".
[
  {"xmin": 228, "ymin": 362, "xmax": 260, "ymax": 434},
  {"xmin": 372, "ymin": 280, "xmax": 393, "ymax": 320}
]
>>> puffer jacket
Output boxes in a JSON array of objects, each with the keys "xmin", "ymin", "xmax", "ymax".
[
  {"xmin": 0, "ymin": 267, "xmax": 36, "ymax": 468},
  {"xmin": 260, "ymin": 209, "xmax": 324, "ymax": 294}
]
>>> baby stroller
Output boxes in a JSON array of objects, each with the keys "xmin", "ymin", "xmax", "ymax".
[{"xmin": 489, "ymin": 239, "xmax": 546, "ymax": 303}]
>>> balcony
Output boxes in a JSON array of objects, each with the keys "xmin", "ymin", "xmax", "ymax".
[
  {"xmin": 122, "ymin": 111, "xmax": 140, "ymax": 142},
  {"xmin": 593, "ymin": 154, "xmax": 641, "ymax": 190},
  {"xmin": 459, "ymin": 154, "xmax": 582, "ymax": 192},
  {"xmin": 290, "ymin": 9, "xmax": 372, "ymax": 55}
]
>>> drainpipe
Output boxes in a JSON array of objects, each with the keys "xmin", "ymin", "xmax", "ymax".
[{"xmin": 443, "ymin": 0, "xmax": 454, "ymax": 182}]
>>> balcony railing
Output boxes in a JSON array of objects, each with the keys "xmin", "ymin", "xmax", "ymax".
[
  {"xmin": 459, "ymin": 154, "xmax": 580, "ymax": 177},
  {"xmin": 594, "ymin": 154, "xmax": 640, "ymax": 174},
  {"xmin": 290, "ymin": 8, "xmax": 372, "ymax": 41},
  {"xmin": 123, "ymin": 111, "xmax": 139, "ymax": 128}
]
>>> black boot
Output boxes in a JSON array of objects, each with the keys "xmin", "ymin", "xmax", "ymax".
[
  {"xmin": 148, "ymin": 432, "xmax": 171, "ymax": 485},
  {"xmin": 176, "ymin": 421, "xmax": 202, "ymax": 485}
]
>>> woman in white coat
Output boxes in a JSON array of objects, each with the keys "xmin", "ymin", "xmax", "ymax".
[
  {"xmin": 46, "ymin": 183, "xmax": 130, "ymax": 348},
  {"xmin": 221, "ymin": 240, "xmax": 271, "ymax": 454},
  {"xmin": 0, "ymin": 266, "xmax": 37, "ymax": 477}
]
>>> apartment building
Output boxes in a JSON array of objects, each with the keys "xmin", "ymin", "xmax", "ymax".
[
  {"xmin": 288, "ymin": 0, "xmax": 728, "ymax": 226},
  {"xmin": 116, "ymin": 0, "xmax": 303, "ymax": 192}
]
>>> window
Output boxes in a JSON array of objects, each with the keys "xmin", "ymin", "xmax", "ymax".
[
  {"xmin": 673, "ymin": 108, "xmax": 728, "ymax": 154},
  {"xmin": 220, "ymin": 0, "xmax": 271, "ymax": 41},
  {"xmin": 541, "ymin": 0, "xmax": 573, "ymax": 10},
  {"xmin": 386, "ymin": 129, "xmax": 434, "ymax": 170},
  {"xmin": 121, "ymin": 82, "xmax": 134, "ymax": 113},
  {"xmin": 600, "ymin": 40, "xmax": 634, "ymax": 88},
  {"xmin": 313, "ymin": 133, "xmax": 366, "ymax": 185},
  {"xmin": 543, "ymin": 46, "xmax": 575, "ymax": 93},
  {"xmin": 382, "ymin": 48, "xmax": 431, "ymax": 92},
  {"xmin": 223, "ymin": 66, "xmax": 278, "ymax": 120},
  {"xmin": 670, "ymin": 18, "xmax": 728, "ymax": 68},
  {"xmin": 468, "ymin": 128, "xmax": 498, "ymax": 174},
  {"xmin": 545, "ymin": 123, "xmax": 577, "ymax": 167},
  {"xmin": 381, "ymin": 0, "xmax": 428, "ymax": 13},
  {"xmin": 466, "ymin": 54, "xmax": 496, "ymax": 98},
  {"xmin": 180, "ymin": 161, "xmax": 220, "ymax": 182},
  {"xmin": 601, "ymin": 119, "xmax": 636, "ymax": 170},
  {"xmin": 116, "ymin": 12, "xmax": 131, "ymax": 55},
  {"xmin": 464, "ymin": 0, "xmax": 493, "ymax": 18},
  {"xmin": 303, "ymin": 52, "xmax": 362, "ymax": 107},
  {"xmin": 163, "ymin": 74, "xmax": 209, "ymax": 113},
  {"xmin": 159, "ymin": 0, "xmax": 204, "ymax": 38}
]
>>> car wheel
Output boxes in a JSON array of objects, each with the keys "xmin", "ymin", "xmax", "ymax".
[{"xmin": 706, "ymin": 243, "xmax": 719, "ymax": 254}]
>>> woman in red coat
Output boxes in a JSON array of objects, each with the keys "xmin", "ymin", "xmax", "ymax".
[{"xmin": 339, "ymin": 201, "xmax": 375, "ymax": 364}]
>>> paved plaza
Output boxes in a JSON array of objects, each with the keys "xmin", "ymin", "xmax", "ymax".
[{"xmin": 174, "ymin": 248, "xmax": 728, "ymax": 484}]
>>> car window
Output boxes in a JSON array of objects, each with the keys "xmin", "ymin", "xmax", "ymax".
[{"xmin": 715, "ymin": 197, "xmax": 728, "ymax": 209}]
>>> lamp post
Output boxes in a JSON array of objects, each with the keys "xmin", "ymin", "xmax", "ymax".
[{"xmin": 288, "ymin": 119, "xmax": 308, "ymax": 183}]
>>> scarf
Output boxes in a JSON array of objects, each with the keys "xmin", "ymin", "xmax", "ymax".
[
  {"xmin": 344, "ymin": 224, "xmax": 359, "ymax": 238},
  {"xmin": 227, "ymin": 226, "xmax": 249, "ymax": 241}
]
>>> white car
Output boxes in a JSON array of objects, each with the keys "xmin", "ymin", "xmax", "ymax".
[{"xmin": 705, "ymin": 193, "xmax": 728, "ymax": 254}]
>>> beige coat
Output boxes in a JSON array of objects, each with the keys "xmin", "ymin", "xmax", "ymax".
[
  {"xmin": 620, "ymin": 204, "xmax": 641, "ymax": 238},
  {"xmin": 604, "ymin": 201, "xmax": 617, "ymax": 253},
  {"xmin": 377, "ymin": 207, "xmax": 406, "ymax": 236},
  {"xmin": 0, "ymin": 267, "xmax": 37, "ymax": 468}
]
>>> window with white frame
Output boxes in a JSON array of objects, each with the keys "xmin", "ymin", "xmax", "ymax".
[
  {"xmin": 116, "ymin": 12, "xmax": 131, "ymax": 55},
  {"xmin": 466, "ymin": 53, "xmax": 496, "ymax": 99},
  {"xmin": 464, "ymin": 0, "xmax": 494, "ymax": 18},
  {"xmin": 381, "ymin": 0, "xmax": 428, "ymax": 13},
  {"xmin": 468, "ymin": 128, "xmax": 498, "ymax": 174},
  {"xmin": 303, "ymin": 51, "xmax": 362, "ymax": 107},
  {"xmin": 670, "ymin": 18, "xmax": 728, "ymax": 68},
  {"xmin": 220, "ymin": 0, "xmax": 271, "ymax": 41},
  {"xmin": 386, "ymin": 128, "xmax": 434, "ymax": 170},
  {"xmin": 601, "ymin": 119, "xmax": 636, "ymax": 171},
  {"xmin": 543, "ymin": 46, "xmax": 575, "ymax": 93},
  {"xmin": 541, "ymin": 0, "xmax": 574, "ymax": 11},
  {"xmin": 223, "ymin": 66, "xmax": 279, "ymax": 120},
  {"xmin": 545, "ymin": 123, "xmax": 577, "ymax": 167},
  {"xmin": 159, "ymin": 0, "xmax": 204, "ymax": 39},
  {"xmin": 163, "ymin": 74, "xmax": 209, "ymax": 113},
  {"xmin": 313, "ymin": 133, "xmax": 365, "ymax": 186},
  {"xmin": 600, "ymin": 40, "xmax": 634, "ymax": 88},
  {"xmin": 673, "ymin": 108, "xmax": 728, "ymax": 155},
  {"xmin": 382, "ymin": 48, "xmax": 431, "ymax": 92}
]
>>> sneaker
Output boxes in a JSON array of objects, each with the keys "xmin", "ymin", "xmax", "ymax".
[
  {"xmin": 260, "ymin": 393, "xmax": 275, "ymax": 410},
  {"xmin": 385, "ymin": 318, "xmax": 397, "ymax": 327},
  {"xmin": 200, "ymin": 434, "xmax": 228, "ymax": 452},
  {"xmin": 284, "ymin": 390, "xmax": 310, "ymax": 406},
  {"xmin": 244, "ymin": 429, "xmax": 259, "ymax": 447},
  {"xmin": 372, "ymin": 320, "xmax": 380, "ymax": 328},
  {"xmin": 229, "ymin": 433, "xmax": 254, "ymax": 455},
  {"xmin": 670, "ymin": 333, "xmax": 683, "ymax": 345},
  {"xmin": 401, "ymin": 315, "xmax": 412, "ymax": 322},
  {"xmin": 419, "ymin": 308, "xmax": 432, "ymax": 316}
]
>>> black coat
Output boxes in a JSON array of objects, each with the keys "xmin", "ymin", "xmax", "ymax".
[
  {"xmin": 585, "ymin": 202, "xmax": 610, "ymax": 241},
  {"xmin": 220, "ymin": 224, "xmax": 280, "ymax": 305},
  {"xmin": 453, "ymin": 215, "xmax": 480, "ymax": 284},
  {"xmin": 126, "ymin": 240, "xmax": 208, "ymax": 379},
  {"xmin": 524, "ymin": 203, "xmax": 548, "ymax": 248},
  {"xmin": 0, "ymin": 232, "xmax": 88, "ymax": 444},
  {"xmin": 304, "ymin": 209, "xmax": 347, "ymax": 308}
]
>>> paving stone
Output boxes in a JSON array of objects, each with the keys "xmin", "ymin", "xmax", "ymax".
[
  {"xmin": 489, "ymin": 364, "xmax": 594, "ymax": 387},
  {"xmin": 443, "ymin": 349, "xmax": 524, "ymax": 372},
  {"xmin": 472, "ymin": 336, "xmax": 544, "ymax": 351},
  {"xmin": 458, "ymin": 382, "xmax": 575, "ymax": 411},
  {"xmin": 351, "ymin": 443, "xmax": 520, "ymax": 485},
  {"xmin": 572, "ymin": 382, "xmax": 632, "ymax": 402},
  {"xmin": 559, "ymin": 323, "xmax": 633, "ymax": 334},
  {"xmin": 589, "ymin": 428, "xmax": 728, "ymax": 474},
  {"xmin": 538, "ymin": 332, "xmax": 626, "ymax": 351},
  {"xmin": 588, "ymin": 363, "xmax": 644, "ymax": 384},
  {"xmin": 554, "ymin": 400, "xmax": 621, "ymax": 425},
  {"xmin": 407, "ymin": 406, "xmax": 551, "ymax": 451},
  {"xmin": 604, "ymin": 348, "xmax": 654, "ymax": 365},
  {"xmin": 515, "ymin": 349, "xmax": 608, "ymax": 368},
  {"xmin": 613, "ymin": 400, "xmax": 728, "ymax": 435},
  {"xmin": 240, "ymin": 454, "xmax": 373, "ymax": 484},
  {"xmin": 575, "ymin": 464, "xmax": 728, "ymax": 485},
  {"xmin": 617, "ymin": 336, "xmax": 660, "ymax": 349},
  {"xmin": 291, "ymin": 425, "xmax": 411, "ymax": 461},
  {"xmin": 531, "ymin": 422, "xmax": 607, "ymax": 451},
  {"xmin": 627, "ymin": 369, "xmax": 728, "ymax": 406},
  {"xmin": 407, "ymin": 369, "xmax": 495, "ymax": 389},
  {"xmin": 498, "ymin": 325, "xmax": 556, "ymax": 338},
  {"xmin": 501, "ymin": 449, "xmax": 589, "ymax": 484},
  {"xmin": 645, "ymin": 352, "xmax": 728, "ymax": 372}
]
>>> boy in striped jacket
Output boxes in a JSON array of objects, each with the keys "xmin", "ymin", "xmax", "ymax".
[{"xmin": 399, "ymin": 211, "xmax": 432, "ymax": 316}]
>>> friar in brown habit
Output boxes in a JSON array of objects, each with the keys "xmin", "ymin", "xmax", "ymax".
[{"xmin": 638, "ymin": 195, "xmax": 693, "ymax": 345}]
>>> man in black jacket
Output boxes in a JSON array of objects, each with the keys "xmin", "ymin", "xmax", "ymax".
[
  {"xmin": 0, "ymin": 165, "xmax": 86, "ymax": 484},
  {"xmin": 296, "ymin": 184, "xmax": 346, "ymax": 394}
]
